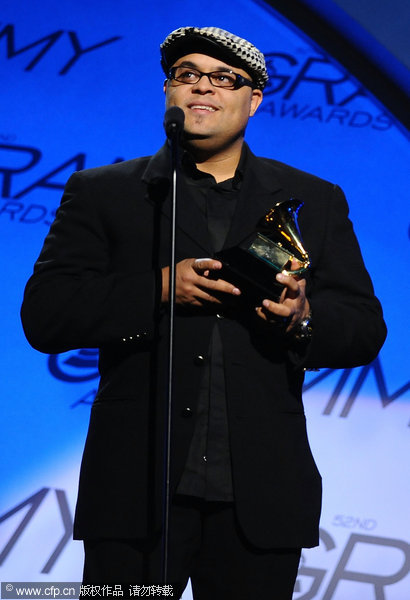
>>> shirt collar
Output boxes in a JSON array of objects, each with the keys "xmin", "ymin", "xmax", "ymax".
[{"xmin": 181, "ymin": 143, "xmax": 248, "ymax": 191}]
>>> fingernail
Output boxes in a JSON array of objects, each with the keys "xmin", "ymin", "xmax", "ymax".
[
  {"xmin": 277, "ymin": 273, "xmax": 284, "ymax": 281},
  {"xmin": 262, "ymin": 299, "xmax": 270, "ymax": 307},
  {"xmin": 233, "ymin": 287, "xmax": 241, "ymax": 295}
]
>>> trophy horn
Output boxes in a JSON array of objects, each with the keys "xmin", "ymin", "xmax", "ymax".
[{"xmin": 249, "ymin": 198, "xmax": 310, "ymax": 275}]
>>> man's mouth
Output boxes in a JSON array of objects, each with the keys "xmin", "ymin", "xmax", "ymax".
[{"xmin": 189, "ymin": 104, "xmax": 217, "ymax": 112}]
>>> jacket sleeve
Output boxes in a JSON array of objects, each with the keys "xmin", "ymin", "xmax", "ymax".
[
  {"xmin": 290, "ymin": 184, "xmax": 386, "ymax": 369},
  {"xmin": 20, "ymin": 170, "xmax": 160, "ymax": 354}
]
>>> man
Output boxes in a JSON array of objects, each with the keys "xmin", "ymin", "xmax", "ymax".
[{"xmin": 21, "ymin": 26, "xmax": 386, "ymax": 599}]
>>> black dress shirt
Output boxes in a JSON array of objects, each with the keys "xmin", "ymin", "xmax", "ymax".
[{"xmin": 176, "ymin": 149, "xmax": 245, "ymax": 501}]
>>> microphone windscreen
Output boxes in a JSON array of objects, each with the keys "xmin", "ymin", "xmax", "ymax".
[{"xmin": 163, "ymin": 106, "xmax": 185, "ymax": 138}]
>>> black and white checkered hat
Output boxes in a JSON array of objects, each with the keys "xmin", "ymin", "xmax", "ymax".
[{"xmin": 160, "ymin": 26, "xmax": 268, "ymax": 90}]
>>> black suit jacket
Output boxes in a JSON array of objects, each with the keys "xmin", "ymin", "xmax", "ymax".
[{"xmin": 21, "ymin": 143, "xmax": 386, "ymax": 549}]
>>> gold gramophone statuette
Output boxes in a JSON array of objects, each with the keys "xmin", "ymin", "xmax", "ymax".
[
  {"xmin": 215, "ymin": 198, "xmax": 310, "ymax": 304},
  {"xmin": 248, "ymin": 198, "xmax": 310, "ymax": 276}
]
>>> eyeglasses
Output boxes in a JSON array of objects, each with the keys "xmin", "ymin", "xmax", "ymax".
[{"xmin": 168, "ymin": 66, "xmax": 257, "ymax": 90}]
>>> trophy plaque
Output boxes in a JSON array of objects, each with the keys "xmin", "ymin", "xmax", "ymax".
[{"xmin": 215, "ymin": 198, "xmax": 310, "ymax": 304}]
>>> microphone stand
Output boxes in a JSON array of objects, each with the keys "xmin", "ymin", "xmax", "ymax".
[{"xmin": 161, "ymin": 108, "xmax": 184, "ymax": 585}]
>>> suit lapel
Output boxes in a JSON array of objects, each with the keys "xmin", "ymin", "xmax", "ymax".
[
  {"xmin": 141, "ymin": 144, "xmax": 212, "ymax": 254},
  {"xmin": 223, "ymin": 147, "xmax": 285, "ymax": 250},
  {"xmin": 177, "ymin": 176, "xmax": 213, "ymax": 254}
]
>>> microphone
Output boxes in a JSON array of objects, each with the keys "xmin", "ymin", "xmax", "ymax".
[{"xmin": 163, "ymin": 106, "xmax": 185, "ymax": 140}]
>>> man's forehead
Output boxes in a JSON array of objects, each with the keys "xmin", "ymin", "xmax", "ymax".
[{"xmin": 172, "ymin": 53, "xmax": 252, "ymax": 77}]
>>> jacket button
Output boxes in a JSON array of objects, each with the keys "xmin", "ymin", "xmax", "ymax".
[
  {"xmin": 216, "ymin": 312, "xmax": 224, "ymax": 319},
  {"xmin": 181, "ymin": 407, "xmax": 193, "ymax": 418},
  {"xmin": 194, "ymin": 354, "xmax": 207, "ymax": 365}
]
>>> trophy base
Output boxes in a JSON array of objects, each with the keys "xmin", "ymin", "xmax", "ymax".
[{"xmin": 215, "ymin": 247, "xmax": 285, "ymax": 305}]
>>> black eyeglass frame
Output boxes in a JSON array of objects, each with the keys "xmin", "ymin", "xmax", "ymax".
[{"xmin": 168, "ymin": 66, "xmax": 257, "ymax": 90}]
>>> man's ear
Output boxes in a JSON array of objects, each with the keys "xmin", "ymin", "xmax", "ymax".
[
  {"xmin": 249, "ymin": 89, "xmax": 263, "ymax": 117},
  {"xmin": 163, "ymin": 79, "xmax": 168, "ymax": 94}
]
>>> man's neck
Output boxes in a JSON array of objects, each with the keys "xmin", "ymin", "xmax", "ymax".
[{"xmin": 186, "ymin": 139, "xmax": 243, "ymax": 183}]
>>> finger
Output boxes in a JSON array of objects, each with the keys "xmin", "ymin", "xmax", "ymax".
[
  {"xmin": 290, "ymin": 258, "xmax": 303, "ymax": 272},
  {"xmin": 255, "ymin": 306, "xmax": 290, "ymax": 326},
  {"xmin": 190, "ymin": 288, "xmax": 224, "ymax": 305},
  {"xmin": 276, "ymin": 272, "xmax": 300, "ymax": 293},
  {"xmin": 193, "ymin": 258, "xmax": 222, "ymax": 272},
  {"xmin": 282, "ymin": 258, "xmax": 304, "ymax": 276},
  {"xmin": 198, "ymin": 274, "xmax": 241, "ymax": 296},
  {"xmin": 255, "ymin": 306, "xmax": 268, "ymax": 321},
  {"xmin": 191, "ymin": 281, "xmax": 241, "ymax": 304},
  {"xmin": 261, "ymin": 298, "xmax": 292, "ymax": 318}
]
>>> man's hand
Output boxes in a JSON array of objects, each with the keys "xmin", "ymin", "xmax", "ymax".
[
  {"xmin": 255, "ymin": 260, "xmax": 310, "ymax": 332},
  {"xmin": 161, "ymin": 258, "xmax": 241, "ymax": 306}
]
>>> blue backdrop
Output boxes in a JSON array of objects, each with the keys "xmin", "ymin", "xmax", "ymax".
[{"xmin": 1, "ymin": 1, "xmax": 409, "ymax": 598}]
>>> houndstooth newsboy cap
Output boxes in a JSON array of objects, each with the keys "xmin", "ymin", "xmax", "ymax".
[{"xmin": 160, "ymin": 26, "xmax": 268, "ymax": 90}]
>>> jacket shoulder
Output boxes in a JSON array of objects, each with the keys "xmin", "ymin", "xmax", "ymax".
[
  {"xmin": 255, "ymin": 155, "xmax": 336, "ymax": 191},
  {"xmin": 71, "ymin": 156, "xmax": 152, "ymax": 182}
]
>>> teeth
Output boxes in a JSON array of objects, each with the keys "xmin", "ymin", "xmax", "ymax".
[{"xmin": 191, "ymin": 105, "xmax": 216, "ymax": 112}]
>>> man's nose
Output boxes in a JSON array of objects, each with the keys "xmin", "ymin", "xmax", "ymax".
[{"xmin": 191, "ymin": 75, "xmax": 214, "ymax": 93}]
